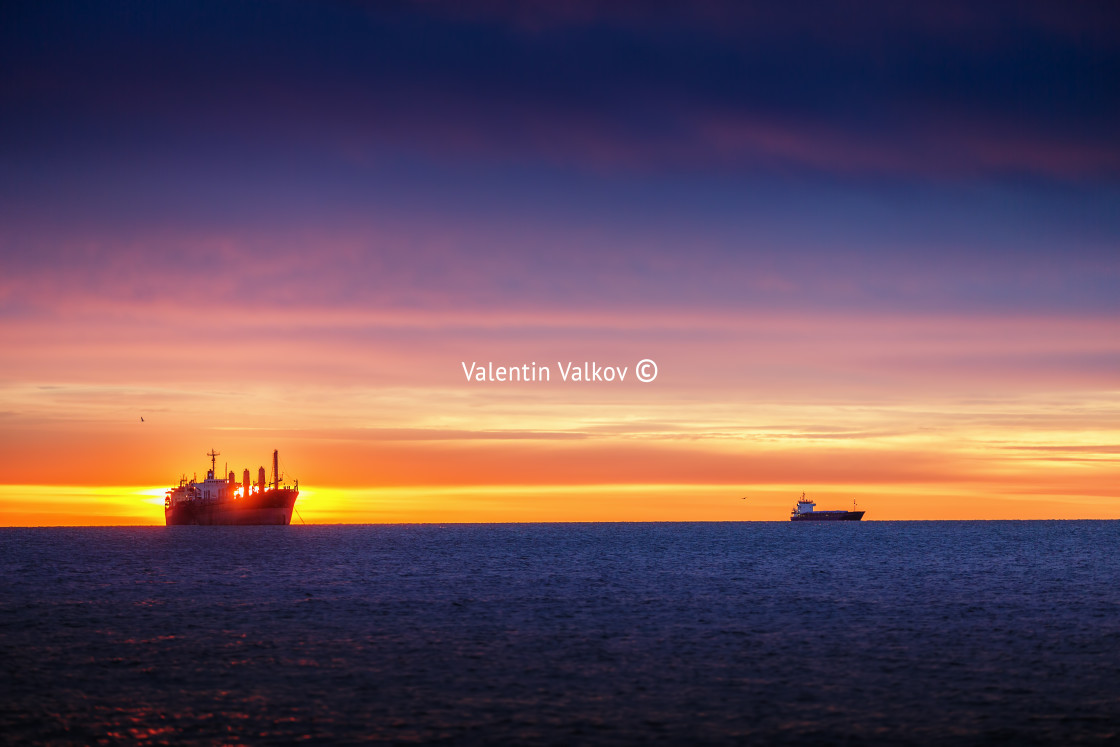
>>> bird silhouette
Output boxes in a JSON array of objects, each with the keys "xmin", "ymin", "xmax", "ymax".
[{"xmin": 140, "ymin": 417, "xmax": 144, "ymax": 422}]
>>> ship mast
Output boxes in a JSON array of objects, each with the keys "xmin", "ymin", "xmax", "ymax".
[{"xmin": 207, "ymin": 448, "xmax": 220, "ymax": 477}]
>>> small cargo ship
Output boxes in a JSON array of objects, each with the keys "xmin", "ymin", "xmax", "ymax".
[
  {"xmin": 165, "ymin": 449, "xmax": 299, "ymax": 525},
  {"xmin": 789, "ymin": 493, "xmax": 864, "ymax": 521}
]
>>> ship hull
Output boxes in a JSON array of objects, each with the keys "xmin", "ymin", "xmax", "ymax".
[
  {"xmin": 165, "ymin": 489, "xmax": 299, "ymax": 526},
  {"xmin": 790, "ymin": 510, "xmax": 864, "ymax": 522}
]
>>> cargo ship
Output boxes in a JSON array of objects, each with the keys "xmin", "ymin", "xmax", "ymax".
[
  {"xmin": 789, "ymin": 493, "xmax": 864, "ymax": 521},
  {"xmin": 165, "ymin": 449, "xmax": 299, "ymax": 525}
]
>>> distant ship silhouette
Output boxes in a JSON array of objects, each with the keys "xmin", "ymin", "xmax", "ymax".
[{"xmin": 789, "ymin": 493, "xmax": 865, "ymax": 521}]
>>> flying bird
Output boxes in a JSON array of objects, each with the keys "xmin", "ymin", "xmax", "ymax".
[{"xmin": 140, "ymin": 417, "xmax": 144, "ymax": 422}]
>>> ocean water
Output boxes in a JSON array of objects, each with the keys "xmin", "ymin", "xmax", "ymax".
[{"xmin": 2, "ymin": 522, "xmax": 1119, "ymax": 745}]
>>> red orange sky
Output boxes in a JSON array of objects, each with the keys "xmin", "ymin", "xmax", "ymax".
[
  {"xmin": 1, "ymin": 1, "xmax": 1118, "ymax": 524},
  {"xmin": 3, "ymin": 306, "xmax": 1117, "ymax": 524}
]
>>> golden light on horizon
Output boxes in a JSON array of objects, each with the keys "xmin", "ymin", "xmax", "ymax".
[{"xmin": 3, "ymin": 469, "xmax": 1118, "ymax": 527}]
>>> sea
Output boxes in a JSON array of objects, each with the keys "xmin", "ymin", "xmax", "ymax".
[{"xmin": 2, "ymin": 522, "xmax": 1119, "ymax": 745}]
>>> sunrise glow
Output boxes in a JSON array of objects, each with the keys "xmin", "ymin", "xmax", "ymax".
[{"xmin": 1, "ymin": 2, "xmax": 1117, "ymax": 524}]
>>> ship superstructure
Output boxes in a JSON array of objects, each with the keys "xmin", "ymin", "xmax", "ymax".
[
  {"xmin": 165, "ymin": 449, "xmax": 299, "ymax": 525},
  {"xmin": 789, "ymin": 493, "xmax": 864, "ymax": 521}
]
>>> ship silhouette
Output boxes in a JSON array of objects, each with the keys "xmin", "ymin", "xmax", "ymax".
[{"xmin": 164, "ymin": 449, "xmax": 299, "ymax": 525}]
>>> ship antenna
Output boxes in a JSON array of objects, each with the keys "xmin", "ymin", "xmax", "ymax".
[{"xmin": 207, "ymin": 448, "xmax": 220, "ymax": 476}]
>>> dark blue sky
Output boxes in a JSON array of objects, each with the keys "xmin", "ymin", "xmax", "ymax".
[{"xmin": 2, "ymin": 0, "xmax": 1118, "ymax": 314}]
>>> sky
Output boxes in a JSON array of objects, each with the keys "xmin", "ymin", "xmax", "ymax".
[{"xmin": 1, "ymin": 0, "xmax": 1118, "ymax": 524}]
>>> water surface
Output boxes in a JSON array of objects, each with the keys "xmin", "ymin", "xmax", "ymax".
[{"xmin": 2, "ymin": 522, "xmax": 1118, "ymax": 744}]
